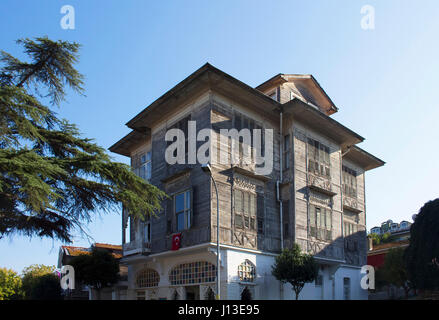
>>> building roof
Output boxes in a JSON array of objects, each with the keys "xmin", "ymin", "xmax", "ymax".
[
  {"xmin": 344, "ymin": 145, "xmax": 385, "ymax": 171},
  {"xmin": 60, "ymin": 243, "xmax": 123, "ymax": 260},
  {"xmin": 255, "ymin": 73, "xmax": 339, "ymax": 115},
  {"xmin": 109, "ymin": 63, "xmax": 383, "ymax": 170},
  {"xmin": 368, "ymin": 239, "xmax": 410, "ymax": 256}
]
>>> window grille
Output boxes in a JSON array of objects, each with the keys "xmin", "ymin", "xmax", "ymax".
[
  {"xmin": 238, "ymin": 260, "xmax": 256, "ymax": 282},
  {"xmin": 136, "ymin": 268, "xmax": 160, "ymax": 288},
  {"xmin": 234, "ymin": 190, "xmax": 257, "ymax": 230},
  {"xmin": 169, "ymin": 261, "xmax": 216, "ymax": 285}
]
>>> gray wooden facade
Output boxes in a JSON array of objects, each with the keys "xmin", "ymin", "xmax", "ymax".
[{"xmin": 110, "ymin": 63, "xmax": 384, "ymax": 268}]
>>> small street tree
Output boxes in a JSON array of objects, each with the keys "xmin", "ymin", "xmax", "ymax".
[
  {"xmin": 405, "ymin": 198, "xmax": 439, "ymax": 292},
  {"xmin": 21, "ymin": 264, "xmax": 60, "ymax": 299},
  {"xmin": 271, "ymin": 243, "xmax": 319, "ymax": 300},
  {"xmin": 69, "ymin": 247, "xmax": 119, "ymax": 299},
  {"xmin": 0, "ymin": 267, "xmax": 23, "ymax": 300},
  {"xmin": 0, "ymin": 37, "xmax": 166, "ymax": 242}
]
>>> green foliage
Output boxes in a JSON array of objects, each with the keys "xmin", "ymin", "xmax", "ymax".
[
  {"xmin": 21, "ymin": 264, "xmax": 57, "ymax": 299},
  {"xmin": 69, "ymin": 247, "xmax": 119, "ymax": 290},
  {"xmin": 369, "ymin": 233, "xmax": 381, "ymax": 245},
  {"xmin": 29, "ymin": 273, "xmax": 62, "ymax": 300},
  {"xmin": 369, "ymin": 232, "xmax": 393, "ymax": 246},
  {"xmin": 0, "ymin": 37, "xmax": 166, "ymax": 242},
  {"xmin": 271, "ymin": 243, "xmax": 319, "ymax": 300},
  {"xmin": 0, "ymin": 267, "xmax": 23, "ymax": 300},
  {"xmin": 379, "ymin": 247, "xmax": 412, "ymax": 297},
  {"xmin": 405, "ymin": 198, "xmax": 439, "ymax": 290}
]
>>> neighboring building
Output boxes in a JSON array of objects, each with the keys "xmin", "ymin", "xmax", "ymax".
[
  {"xmin": 109, "ymin": 63, "xmax": 384, "ymax": 300},
  {"xmin": 367, "ymin": 218, "xmax": 413, "ymax": 269},
  {"xmin": 58, "ymin": 243, "xmax": 128, "ymax": 300},
  {"xmin": 368, "ymin": 219, "xmax": 412, "ymax": 236}
]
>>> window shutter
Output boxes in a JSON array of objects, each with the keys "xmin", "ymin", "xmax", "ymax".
[
  {"xmin": 309, "ymin": 205, "xmax": 315, "ymax": 227},
  {"xmin": 257, "ymin": 193, "xmax": 264, "ymax": 234},
  {"xmin": 326, "ymin": 209, "xmax": 332, "ymax": 231},
  {"xmin": 235, "ymin": 190, "xmax": 242, "ymax": 213}
]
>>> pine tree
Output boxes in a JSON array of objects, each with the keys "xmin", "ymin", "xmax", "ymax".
[{"xmin": 0, "ymin": 37, "xmax": 166, "ymax": 242}]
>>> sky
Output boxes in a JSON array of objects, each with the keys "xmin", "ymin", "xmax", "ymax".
[{"xmin": 1, "ymin": 0, "xmax": 438, "ymax": 273}]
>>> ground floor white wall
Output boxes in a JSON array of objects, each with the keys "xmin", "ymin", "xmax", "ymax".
[{"xmin": 120, "ymin": 244, "xmax": 368, "ymax": 300}]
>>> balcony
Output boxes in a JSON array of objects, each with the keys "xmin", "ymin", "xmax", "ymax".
[
  {"xmin": 307, "ymin": 174, "xmax": 336, "ymax": 196},
  {"xmin": 310, "ymin": 226, "xmax": 332, "ymax": 242},
  {"xmin": 122, "ymin": 239, "xmax": 151, "ymax": 256},
  {"xmin": 343, "ymin": 195, "xmax": 362, "ymax": 213}
]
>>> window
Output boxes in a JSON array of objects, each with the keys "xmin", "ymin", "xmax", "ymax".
[
  {"xmin": 175, "ymin": 190, "xmax": 192, "ymax": 231},
  {"xmin": 344, "ymin": 221, "xmax": 358, "ymax": 236},
  {"xmin": 136, "ymin": 268, "xmax": 160, "ymax": 288},
  {"xmin": 129, "ymin": 216, "xmax": 136, "ymax": 242},
  {"xmin": 307, "ymin": 138, "xmax": 330, "ymax": 178},
  {"xmin": 144, "ymin": 220, "xmax": 151, "ymax": 243},
  {"xmin": 233, "ymin": 111, "xmax": 265, "ymax": 163},
  {"xmin": 342, "ymin": 166, "xmax": 357, "ymax": 198},
  {"xmin": 283, "ymin": 134, "xmax": 290, "ymax": 170},
  {"xmin": 315, "ymin": 274, "xmax": 323, "ymax": 286},
  {"xmin": 238, "ymin": 260, "xmax": 256, "ymax": 282},
  {"xmin": 133, "ymin": 151, "xmax": 152, "ymax": 181},
  {"xmin": 169, "ymin": 261, "xmax": 216, "ymax": 285},
  {"xmin": 309, "ymin": 204, "xmax": 332, "ymax": 241},
  {"xmin": 343, "ymin": 278, "xmax": 351, "ymax": 300},
  {"xmin": 257, "ymin": 218, "xmax": 264, "ymax": 234},
  {"xmin": 234, "ymin": 190, "xmax": 257, "ymax": 230},
  {"xmin": 168, "ymin": 115, "xmax": 191, "ymax": 160},
  {"xmin": 268, "ymin": 90, "xmax": 277, "ymax": 101}
]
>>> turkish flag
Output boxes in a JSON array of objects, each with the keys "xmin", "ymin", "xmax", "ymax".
[{"xmin": 171, "ymin": 233, "xmax": 181, "ymax": 250}]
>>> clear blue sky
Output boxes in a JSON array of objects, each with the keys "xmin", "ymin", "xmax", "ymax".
[{"xmin": 1, "ymin": 0, "xmax": 438, "ymax": 273}]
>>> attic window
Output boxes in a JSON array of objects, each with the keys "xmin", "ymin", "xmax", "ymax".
[{"xmin": 268, "ymin": 90, "xmax": 277, "ymax": 101}]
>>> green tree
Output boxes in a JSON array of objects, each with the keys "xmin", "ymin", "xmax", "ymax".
[
  {"xmin": 29, "ymin": 273, "xmax": 62, "ymax": 300},
  {"xmin": 369, "ymin": 233, "xmax": 380, "ymax": 246},
  {"xmin": 405, "ymin": 199, "xmax": 439, "ymax": 291},
  {"xmin": 0, "ymin": 267, "xmax": 23, "ymax": 300},
  {"xmin": 0, "ymin": 37, "xmax": 166, "ymax": 242},
  {"xmin": 69, "ymin": 247, "xmax": 119, "ymax": 299},
  {"xmin": 21, "ymin": 264, "xmax": 57, "ymax": 299},
  {"xmin": 380, "ymin": 247, "xmax": 412, "ymax": 298},
  {"xmin": 271, "ymin": 244, "xmax": 319, "ymax": 300}
]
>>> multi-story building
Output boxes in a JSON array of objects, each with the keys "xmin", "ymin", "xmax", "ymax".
[
  {"xmin": 369, "ymin": 219, "xmax": 412, "ymax": 235},
  {"xmin": 109, "ymin": 63, "xmax": 384, "ymax": 300}
]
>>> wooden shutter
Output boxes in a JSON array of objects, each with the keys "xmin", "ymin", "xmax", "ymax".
[
  {"xmin": 257, "ymin": 192, "xmax": 264, "ymax": 234},
  {"xmin": 309, "ymin": 205, "xmax": 315, "ymax": 227},
  {"xmin": 326, "ymin": 209, "xmax": 332, "ymax": 231}
]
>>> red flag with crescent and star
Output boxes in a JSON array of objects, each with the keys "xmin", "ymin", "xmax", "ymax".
[{"xmin": 171, "ymin": 233, "xmax": 181, "ymax": 250}]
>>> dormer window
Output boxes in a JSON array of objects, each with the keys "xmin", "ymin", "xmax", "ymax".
[{"xmin": 267, "ymin": 90, "xmax": 277, "ymax": 101}]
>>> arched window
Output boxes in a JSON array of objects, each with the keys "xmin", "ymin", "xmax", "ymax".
[
  {"xmin": 238, "ymin": 260, "xmax": 256, "ymax": 282},
  {"xmin": 169, "ymin": 261, "xmax": 216, "ymax": 285},
  {"xmin": 136, "ymin": 268, "xmax": 160, "ymax": 288}
]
